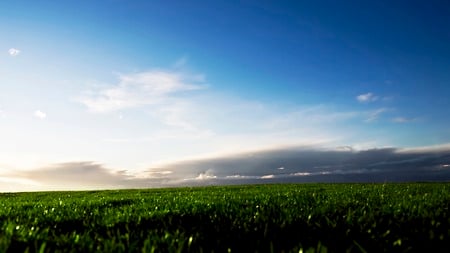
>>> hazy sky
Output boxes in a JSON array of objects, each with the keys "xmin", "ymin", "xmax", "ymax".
[{"xmin": 1, "ymin": 1, "xmax": 450, "ymax": 191}]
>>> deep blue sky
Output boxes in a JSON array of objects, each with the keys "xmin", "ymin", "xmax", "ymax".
[{"xmin": 1, "ymin": 1, "xmax": 450, "ymax": 190}]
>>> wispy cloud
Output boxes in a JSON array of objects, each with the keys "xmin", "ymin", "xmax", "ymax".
[
  {"xmin": 74, "ymin": 64, "xmax": 406, "ymax": 163},
  {"xmin": 78, "ymin": 70, "xmax": 205, "ymax": 113},
  {"xmin": 145, "ymin": 170, "xmax": 174, "ymax": 177},
  {"xmin": 173, "ymin": 56, "xmax": 188, "ymax": 68},
  {"xmin": 396, "ymin": 143, "xmax": 450, "ymax": 154},
  {"xmin": 261, "ymin": 106, "xmax": 358, "ymax": 130},
  {"xmin": 13, "ymin": 162, "xmax": 174, "ymax": 191},
  {"xmin": 85, "ymin": 71, "xmax": 366, "ymax": 151},
  {"xmin": 24, "ymin": 162, "xmax": 130, "ymax": 186},
  {"xmin": 34, "ymin": 110, "xmax": 47, "ymax": 119},
  {"xmin": 365, "ymin": 108, "xmax": 388, "ymax": 122},
  {"xmin": 356, "ymin": 92, "xmax": 378, "ymax": 103},
  {"xmin": 8, "ymin": 48, "xmax": 20, "ymax": 56},
  {"xmin": 392, "ymin": 117, "xmax": 415, "ymax": 123}
]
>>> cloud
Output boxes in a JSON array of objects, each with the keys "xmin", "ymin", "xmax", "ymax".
[
  {"xmin": 15, "ymin": 162, "xmax": 174, "ymax": 191},
  {"xmin": 173, "ymin": 56, "xmax": 188, "ymax": 68},
  {"xmin": 3, "ymin": 144, "xmax": 450, "ymax": 191},
  {"xmin": 396, "ymin": 143, "xmax": 450, "ymax": 154},
  {"xmin": 364, "ymin": 108, "xmax": 388, "ymax": 122},
  {"xmin": 75, "ymin": 63, "xmax": 404, "ymax": 157},
  {"xmin": 8, "ymin": 48, "xmax": 20, "ymax": 56},
  {"xmin": 392, "ymin": 117, "xmax": 415, "ymax": 123},
  {"xmin": 0, "ymin": 176, "xmax": 42, "ymax": 192},
  {"xmin": 78, "ymin": 70, "xmax": 205, "ymax": 113},
  {"xmin": 145, "ymin": 170, "xmax": 174, "ymax": 177},
  {"xmin": 34, "ymin": 110, "xmax": 47, "ymax": 119},
  {"xmin": 72, "ymin": 63, "xmax": 420, "ymax": 168},
  {"xmin": 150, "ymin": 100, "xmax": 198, "ymax": 131},
  {"xmin": 154, "ymin": 145, "xmax": 450, "ymax": 184},
  {"xmin": 194, "ymin": 170, "xmax": 217, "ymax": 180},
  {"xmin": 261, "ymin": 106, "xmax": 359, "ymax": 130},
  {"xmin": 356, "ymin": 92, "xmax": 378, "ymax": 103},
  {"xmin": 85, "ymin": 70, "xmax": 368, "ymax": 153},
  {"xmin": 24, "ymin": 162, "xmax": 128, "ymax": 186}
]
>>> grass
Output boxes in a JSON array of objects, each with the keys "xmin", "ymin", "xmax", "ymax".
[{"xmin": 0, "ymin": 183, "xmax": 449, "ymax": 252}]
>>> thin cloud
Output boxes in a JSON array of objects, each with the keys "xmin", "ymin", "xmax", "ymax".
[
  {"xmin": 17, "ymin": 162, "xmax": 173, "ymax": 191},
  {"xmin": 173, "ymin": 56, "xmax": 188, "ymax": 68},
  {"xmin": 75, "ymin": 64, "xmax": 408, "ymax": 160},
  {"xmin": 396, "ymin": 143, "xmax": 450, "ymax": 154},
  {"xmin": 24, "ymin": 162, "xmax": 128, "ymax": 185},
  {"xmin": 365, "ymin": 108, "xmax": 388, "ymax": 122},
  {"xmin": 146, "ymin": 170, "xmax": 174, "ymax": 178},
  {"xmin": 357, "ymin": 92, "xmax": 378, "ymax": 103},
  {"xmin": 34, "ymin": 110, "xmax": 47, "ymax": 119},
  {"xmin": 78, "ymin": 70, "xmax": 205, "ymax": 113},
  {"xmin": 392, "ymin": 117, "xmax": 415, "ymax": 123},
  {"xmin": 8, "ymin": 48, "xmax": 20, "ymax": 56}
]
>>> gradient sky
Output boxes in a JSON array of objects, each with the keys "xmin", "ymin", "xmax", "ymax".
[{"xmin": 1, "ymin": 1, "xmax": 450, "ymax": 191}]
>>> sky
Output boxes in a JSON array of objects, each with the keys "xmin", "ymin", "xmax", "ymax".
[{"xmin": 1, "ymin": 0, "xmax": 450, "ymax": 191}]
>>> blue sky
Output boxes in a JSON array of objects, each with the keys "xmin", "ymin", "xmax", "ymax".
[{"xmin": 1, "ymin": 1, "xmax": 450, "ymax": 191}]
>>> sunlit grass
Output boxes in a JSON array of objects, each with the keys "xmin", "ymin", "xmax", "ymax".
[{"xmin": 0, "ymin": 183, "xmax": 449, "ymax": 252}]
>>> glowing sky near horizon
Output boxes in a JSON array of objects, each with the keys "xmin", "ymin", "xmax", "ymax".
[{"xmin": 1, "ymin": 1, "xmax": 450, "ymax": 191}]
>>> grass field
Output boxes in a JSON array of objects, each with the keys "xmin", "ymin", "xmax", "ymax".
[{"xmin": 0, "ymin": 183, "xmax": 449, "ymax": 252}]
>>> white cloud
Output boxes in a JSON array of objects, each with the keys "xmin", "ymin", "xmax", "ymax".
[
  {"xmin": 260, "ymin": 105, "xmax": 359, "ymax": 131},
  {"xmin": 225, "ymin": 175, "xmax": 258, "ymax": 179},
  {"xmin": 365, "ymin": 108, "xmax": 387, "ymax": 122},
  {"xmin": 34, "ymin": 110, "xmax": 47, "ymax": 119},
  {"xmin": 397, "ymin": 143, "xmax": 450, "ymax": 154},
  {"xmin": 174, "ymin": 56, "xmax": 188, "ymax": 68},
  {"xmin": 80, "ymin": 69, "xmax": 356, "ymax": 148},
  {"xmin": 8, "ymin": 48, "xmax": 21, "ymax": 56},
  {"xmin": 194, "ymin": 170, "xmax": 217, "ymax": 180},
  {"xmin": 356, "ymin": 92, "xmax": 378, "ymax": 103},
  {"xmin": 392, "ymin": 117, "xmax": 415, "ymax": 123},
  {"xmin": 292, "ymin": 172, "xmax": 312, "ymax": 176},
  {"xmin": 78, "ymin": 70, "xmax": 205, "ymax": 113},
  {"xmin": 146, "ymin": 170, "xmax": 174, "ymax": 178},
  {"xmin": 151, "ymin": 100, "xmax": 197, "ymax": 131},
  {"xmin": 76, "ymin": 66, "xmax": 398, "ymax": 162}
]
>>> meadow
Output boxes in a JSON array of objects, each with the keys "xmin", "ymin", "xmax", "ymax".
[{"xmin": 0, "ymin": 183, "xmax": 449, "ymax": 252}]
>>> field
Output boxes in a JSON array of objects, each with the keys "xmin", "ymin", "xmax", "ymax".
[{"xmin": 0, "ymin": 183, "xmax": 449, "ymax": 252}]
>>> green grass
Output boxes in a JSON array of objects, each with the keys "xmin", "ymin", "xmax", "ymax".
[{"xmin": 0, "ymin": 183, "xmax": 449, "ymax": 252}]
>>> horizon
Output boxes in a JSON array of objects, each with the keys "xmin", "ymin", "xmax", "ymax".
[{"xmin": 1, "ymin": 1, "xmax": 450, "ymax": 191}]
